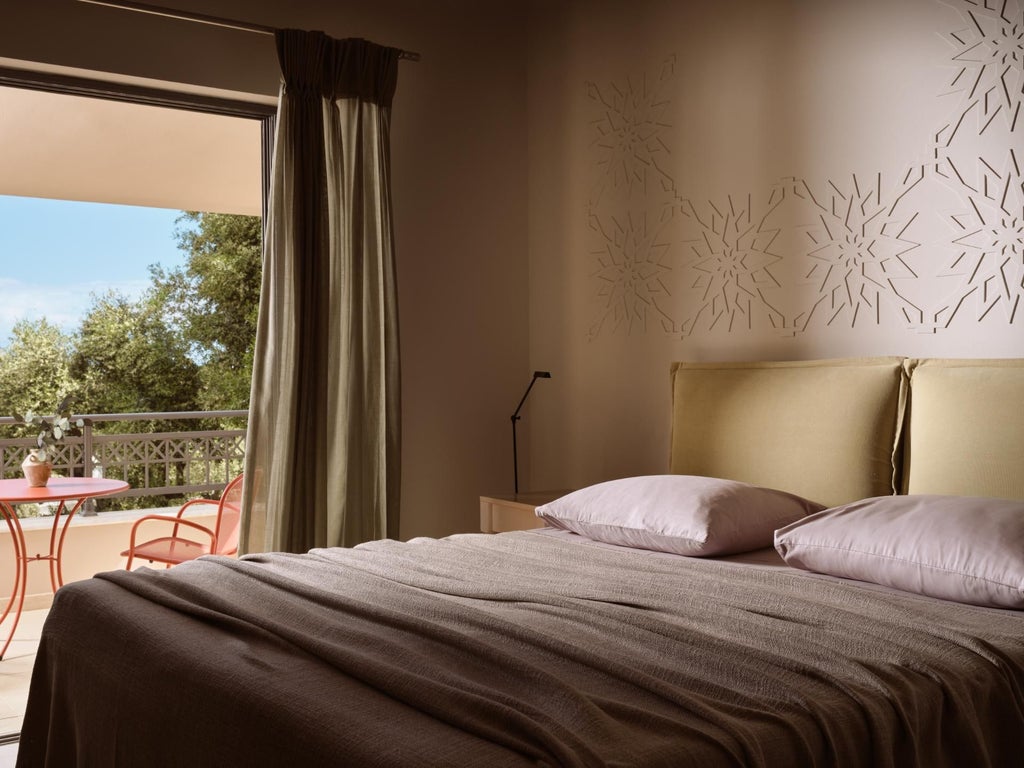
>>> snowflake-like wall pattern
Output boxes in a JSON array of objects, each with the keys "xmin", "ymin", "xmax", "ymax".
[
  {"xmin": 798, "ymin": 173, "xmax": 924, "ymax": 329},
  {"xmin": 940, "ymin": 148, "xmax": 1024, "ymax": 324},
  {"xmin": 678, "ymin": 195, "xmax": 787, "ymax": 335},
  {"xmin": 586, "ymin": 57, "xmax": 676, "ymax": 205},
  {"xmin": 582, "ymin": 0, "xmax": 1021, "ymax": 340},
  {"xmin": 588, "ymin": 212, "xmax": 676, "ymax": 338},
  {"xmin": 938, "ymin": 0, "xmax": 1023, "ymax": 141}
]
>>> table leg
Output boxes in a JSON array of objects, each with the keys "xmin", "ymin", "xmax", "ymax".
[
  {"xmin": 54, "ymin": 499, "xmax": 84, "ymax": 589},
  {"xmin": 0, "ymin": 502, "xmax": 28, "ymax": 660}
]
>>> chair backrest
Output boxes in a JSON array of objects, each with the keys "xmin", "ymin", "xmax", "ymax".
[{"xmin": 214, "ymin": 474, "xmax": 244, "ymax": 555}]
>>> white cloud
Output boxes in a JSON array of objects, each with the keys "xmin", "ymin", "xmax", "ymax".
[{"xmin": 0, "ymin": 277, "xmax": 152, "ymax": 346}]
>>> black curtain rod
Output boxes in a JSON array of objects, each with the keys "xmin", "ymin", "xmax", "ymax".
[{"xmin": 76, "ymin": 0, "xmax": 422, "ymax": 61}]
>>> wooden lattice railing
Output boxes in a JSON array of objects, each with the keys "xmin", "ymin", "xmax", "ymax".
[{"xmin": 0, "ymin": 411, "xmax": 246, "ymax": 511}]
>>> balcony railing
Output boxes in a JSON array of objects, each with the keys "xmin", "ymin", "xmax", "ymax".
[{"xmin": 0, "ymin": 411, "xmax": 246, "ymax": 512}]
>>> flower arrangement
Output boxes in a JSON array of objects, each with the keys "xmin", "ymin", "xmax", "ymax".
[{"xmin": 12, "ymin": 394, "xmax": 86, "ymax": 464}]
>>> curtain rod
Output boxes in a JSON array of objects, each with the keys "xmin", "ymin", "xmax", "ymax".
[{"xmin": 76, "ymin": 0, "xmax": 422, "ymax": 61}]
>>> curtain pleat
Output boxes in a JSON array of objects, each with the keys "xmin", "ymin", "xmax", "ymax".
[{"xmin": 241, "ymin": 31, "xmax": 401, "ymax": 553}]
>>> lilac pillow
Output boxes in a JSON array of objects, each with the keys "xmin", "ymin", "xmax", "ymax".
[
  {"xmin": 775, "ymin": 495, "xmax": 1024, "ymax": 609},
  {"xmin": 536, "ymin": 475, "xmax": 823, "ymax": 557}
]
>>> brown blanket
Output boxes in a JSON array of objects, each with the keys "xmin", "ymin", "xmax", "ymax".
[{"xmin": 18, "ymin": 531, "xmax": 1024, "ymax": 767}]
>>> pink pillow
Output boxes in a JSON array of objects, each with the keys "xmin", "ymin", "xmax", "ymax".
[
  {"xmin": 775, "ymin": 495, "xmax": 1024, "ymax": 609},
  {"xmin": 536, "ymin": 475, "xmax": 823, "ymax": 557}
]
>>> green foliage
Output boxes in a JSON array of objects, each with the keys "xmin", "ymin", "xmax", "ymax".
[
  {"xmin": 70, "ymin": 290, "xmax": 202, "ymax": 416},
  {"xmin": 152, "ymin": 212, "xmax": 262, "ymax": 410},
  {"xmin": 0, "ymin": 319, "xmax": 76, "ymax": 416},
  {"xmin": 0, "ymin": 212, "xmax": 261, "ymax": 508},
  {"xmin": 11, "ymin": 394, "xmax": 86, "ymax": 462},
  {"xmin": 0, "ymin": 212, "xmax": 261, "ymax": 418}
]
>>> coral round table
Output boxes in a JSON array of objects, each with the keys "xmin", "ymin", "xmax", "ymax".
[{"xmin": 0, "ymin": 476, "xmax": 129, "ymax": 659}]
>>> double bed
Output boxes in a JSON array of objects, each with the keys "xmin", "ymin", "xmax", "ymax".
[{"xmin": 16, "ymin": 357, "xmax": 1024, "ymax": 767}]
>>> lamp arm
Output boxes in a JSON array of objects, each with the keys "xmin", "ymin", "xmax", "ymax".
[
  {"xmin": 512, "ymin": 416, "xmax": 520, "ymax": 495},
  {"xmin": 511, "ymin": 378, "xmax": 539, "ymax": 422},
  {"xmin": 510, "ymin": 371, "xmax": 551, "ymax": 495},
  {"xmin": 510, "ymin": 382, "xmax": 535, "ymax": 495}
]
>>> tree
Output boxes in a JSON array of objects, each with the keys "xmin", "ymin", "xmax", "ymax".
[
  {"xmin": 152, "ymin": 212, "xmax": 262, "ymax": 410},
  {"xmin": 0, "ymin": 319, "xmax": 76, "ymax": 416},
  {"xmin": 69, "ymin": 290, "xmax": 201, "ymax": 416},
  {"xmin": 67, "ymin": 290, "xmax": 204, "ymax": 510},
  {"xmin": 0, "ymin": 211, "xmax": 260, "ymax": 505}
]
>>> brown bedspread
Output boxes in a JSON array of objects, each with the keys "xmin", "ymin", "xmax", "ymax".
[{"xmin": 17, "ymin": 531, "xmax": 1024, "ymax": 767}]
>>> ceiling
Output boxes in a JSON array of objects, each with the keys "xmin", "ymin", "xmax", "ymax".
[{"xmin": 0, "ymin": 84, "xmax": 262, "ymax": 216}]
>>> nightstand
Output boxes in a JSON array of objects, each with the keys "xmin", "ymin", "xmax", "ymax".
[{"xmin": 479, "ymin": 490, "xmax": 570, "ymax": 533}]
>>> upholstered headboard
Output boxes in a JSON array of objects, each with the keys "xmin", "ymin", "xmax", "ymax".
[
  {"xmin": 670, "ymin": 356, "xmax": 1024, "ymax": 507},
  {"xmin": 669, "ymin": 358, "xmax": 906, "ymax": 508},
  {"xmin": 901, "ymin": 358, "xmax": 1024, "ymax": 501}
]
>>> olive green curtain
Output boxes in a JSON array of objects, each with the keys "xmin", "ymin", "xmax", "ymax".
[{"xmin": 241, "ymin": 31, "xmax": 401, "ymax": 553}]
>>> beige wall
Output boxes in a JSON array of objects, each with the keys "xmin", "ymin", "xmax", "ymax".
[
  {"xmin": 526, "ymin": 0, "xmax": 1024, "ymax": 493},
  {"xmin": 11, "ymin": 0, "xmax": 1021, "ymax": 543},
  {"xmin": 4, "ymin": 0, "xmax": 529, "ymax": 539},
  {"xmin": 0, "ymin": 86, "xmax": 264, "ymax": 214}
]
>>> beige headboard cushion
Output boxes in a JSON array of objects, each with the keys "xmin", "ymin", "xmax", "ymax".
[
  {"xmin": 902, "ymin": 358, "xmax": 1024, "ymax": 500},
  {"xmin": 670, "ymin": 358, "xmax": 907, "ymax": 508}
]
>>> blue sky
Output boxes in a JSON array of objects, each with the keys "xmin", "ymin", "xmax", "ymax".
[{"xmin": 0, "ymin": 195, "xmax": 187, "ymax": 346}]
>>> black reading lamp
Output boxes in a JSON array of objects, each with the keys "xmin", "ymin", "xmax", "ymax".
[{"xmin": 511, "ymin": 371, "xmax": 551, "ymax": 496}]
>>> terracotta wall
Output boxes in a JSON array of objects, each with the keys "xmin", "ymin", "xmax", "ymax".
[
  {"xmin": 525, "ymin": 0, "xmax": 1024, "ymax": 493},
  {"xmin": 3, "ymin": 0, "xmax": 529, "ymax": 539}
]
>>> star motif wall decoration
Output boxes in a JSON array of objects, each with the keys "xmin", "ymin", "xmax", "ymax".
[
  {"xmin": 678, "ymin": 195, "xmax": 787, "ymax": 335},
  {"xmin": 588, "ymin": 211, "xmax": 676, "ymax": 338}
]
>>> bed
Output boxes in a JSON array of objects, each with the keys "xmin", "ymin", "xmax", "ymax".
[{"xmin": 16, "ymin": 357, "xmax": 1024, "ymax": 767}]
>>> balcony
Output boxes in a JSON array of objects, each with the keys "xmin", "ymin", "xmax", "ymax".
[
  {"xmin": 0, "ymin": 409, "xmax": 245, "ymax": 605},
  {"xmin": 0, "ymin": 411, "xmax": 246, "ymax": 736}
]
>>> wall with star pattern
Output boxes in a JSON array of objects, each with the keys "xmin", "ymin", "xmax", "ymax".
[{"xmin": 526, "ymin": 0, "xmax": 1024, "ymax": 491}]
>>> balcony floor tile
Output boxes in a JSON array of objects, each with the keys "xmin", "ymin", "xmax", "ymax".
[{"xmin": 0, "ymin": 608, "xmax": 46, "ymax": 739}]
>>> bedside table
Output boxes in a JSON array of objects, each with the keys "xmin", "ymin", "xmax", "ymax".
[{"xmin": 479, "ymin": 491, "xmax": 570, "ymax": 533}]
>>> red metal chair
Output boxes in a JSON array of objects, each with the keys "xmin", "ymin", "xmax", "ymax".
[{"xmin": 122, "ymin": 474, "xmax": 243, "ymax": 569}]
